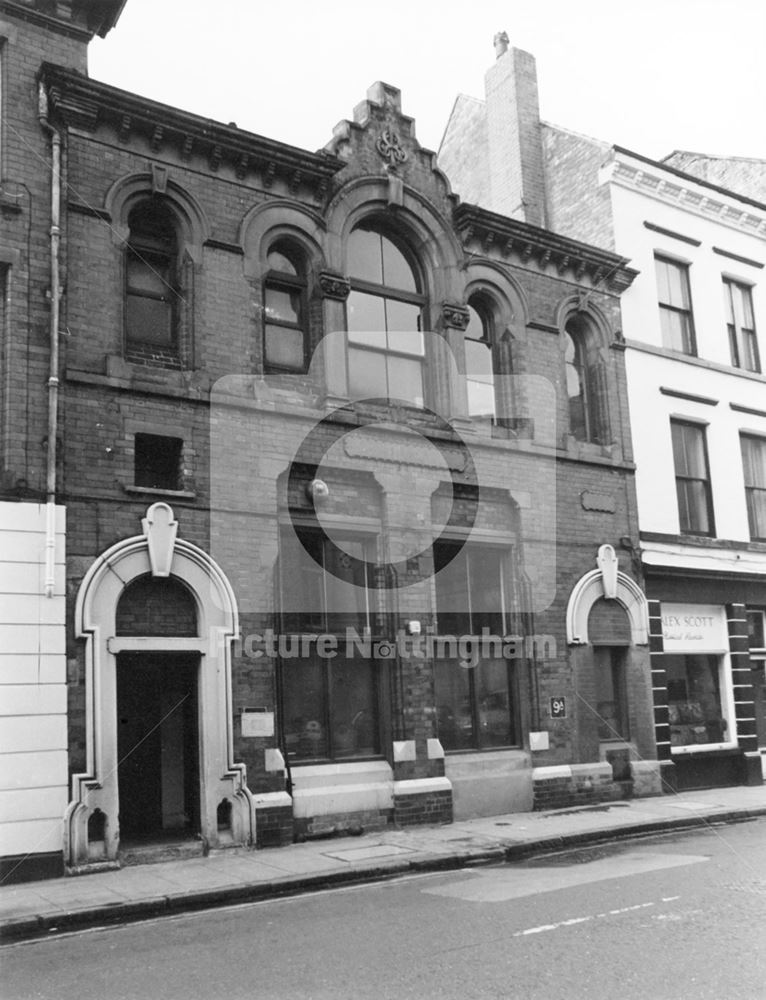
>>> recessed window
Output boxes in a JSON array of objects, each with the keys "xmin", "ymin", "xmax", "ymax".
[
  {"xmin": 346, "ymin": 224, "xmax": 425, "ymax": 406},
  {"xmin": 125, "ymin": 199, "xmax": 179, "ymax": 358},
  {"xmin": 724, "ymin": 279, "xmax": 760, "ymax": 373},
  {"xmin": 263, "ymin": 242, "xmax": 308, "ymax": 373},
  {"xmin": 279, "ymin": 527, "xmax": 380, "ymax": 762},
  {"xmin": 564, "ymin": 315, "xmax": 602, "ymax": 444},
  {"xmin": 740, "ymin": 434, "xmax": 766, "ymax": 540},
  {"xmin": 655, "ymin": 256, "xmax": 696, "ymax": 355},
  {"xmin": 464, "ymin": 299, "xmax": 496, "ymax": 419},
  {"xmin": 432, "ymin": 542, "xmax": 517, "ymax": 751},
  {"xmin": 594, "ymin": 648, "xmax": 629, "ymax": 741},
  {"xmin": 671, "ymin": 420, "xmax": 715, "ymax": 536},
  {"xmin": 134, "ymin": 433, "xmax": 183, "ymax": 491}
]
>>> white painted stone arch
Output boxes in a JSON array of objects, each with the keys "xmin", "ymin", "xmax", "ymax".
[
  {"xmin": 64, "ymin": 504, "xmax": 254, "ymax": 869},
  {"xmin": 566, "ymin": 545, "xmax": 649, "ymax": 646}
]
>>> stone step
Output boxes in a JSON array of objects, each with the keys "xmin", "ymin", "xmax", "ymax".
[{"xmin": 119, "ymin": 838, "xmax": 205, "ymax": 867}]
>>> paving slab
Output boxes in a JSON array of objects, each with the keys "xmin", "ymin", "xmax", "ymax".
[{"xmin": 2, "ymin": 785, "xmax": 765, "ymax": 942}]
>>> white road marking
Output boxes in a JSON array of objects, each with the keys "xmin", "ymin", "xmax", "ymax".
[{"xmin": 514, "ymin": 899, "xmax": 665, "ymax": 937}]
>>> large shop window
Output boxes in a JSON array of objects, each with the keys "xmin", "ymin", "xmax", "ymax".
[
  {"xmin": 432, "ymin": 542, "xmax": 517, "ymax": 751},
  {"xmin": 740, "ymin": 434, "xmax": 766, "ymax": 541},
  {"xmin": 346, "ymin": 224, "xmax": 426, "ymax": 406},
  {"xmin": 665, "ymin": 654, "xmax": 729, "ymax": 749},
  {"xmin": 748, "ymin": 610, "xmax": 766, "ymax": 750},
  {"xmin": 279, "ymin": 527, "xmax": 380, "ymax": 761},
  {"xmin": 671, "ymin": 419, "xmax": 715, "ymax": 536}
]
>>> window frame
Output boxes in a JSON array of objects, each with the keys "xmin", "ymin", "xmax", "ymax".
[
  {"xmin": 671, "ymin": 419, "xmax": 715, "ymax": 537},
  {"xmin": 346, "ymin": 223, "xmax": 427, "ymax": 407},
  {"xmin": 464, "ymin": 297, "xmax": 497, "ymax": 421},
  {"xmin": 655, "ymin": 255, "xmax": 697, "ymax": 356},
  {"xmin": 724, "ymin": 278, "xmax": 760, "ymax": 373},
  {"xmin": 263, "ymin": 242, "xmax": 310, "ymax": 374},
  {"xmin": 133, "ymin": 433, "xmax": 183, "ymax": 492},
  {"xmin": 278, "ymin": 525, "xmax": 383, "ymax": 764},
  {"xmin": 432, "ymin": 540, "xmax": 519, "ymax": 752},
  {"xmin": 124, "ymin": 199, "xmax": 180, "ymax": 361},
  {"xmin": 740, "ymin": 433, "xmax": 766, "ymax": 541}
]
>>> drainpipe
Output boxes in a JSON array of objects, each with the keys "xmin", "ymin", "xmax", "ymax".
[{"xmin": 38, "ymin": 82, "xmax": 61, "ymax": 599}]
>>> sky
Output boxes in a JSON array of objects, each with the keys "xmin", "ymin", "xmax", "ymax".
[{"xmin": 88, "ymin": 0, "xmax": 766, "ymax": 165}]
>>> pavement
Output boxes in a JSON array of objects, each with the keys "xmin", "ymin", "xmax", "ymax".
[{"xmin": 2, "ymin": 784, "xmax": 765, "ymax": 943}]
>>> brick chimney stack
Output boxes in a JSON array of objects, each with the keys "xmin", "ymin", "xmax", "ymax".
[{"xmin": 485, "ymin": 38, "xmax": 546, "ymax": 228}]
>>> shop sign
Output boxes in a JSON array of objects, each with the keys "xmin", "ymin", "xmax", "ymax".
[{"xmin": 661, "ymin": 603, "xmax": 727, "ymax": 653}]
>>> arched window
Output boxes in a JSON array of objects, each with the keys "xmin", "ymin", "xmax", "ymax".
[
  {"xmin": 346, "ymin": 223, "xmax": 426, "ymax": 406},
  {"xmin": 464, "ymin": 297, "xmax": 496, "ymax": 420},
  {"xmin": 564, "ymin": 315, "xmax": 598, "ymax": 443},
  {"xmin": 263, "ymin": 240, "xmax": 309, "ymax": 373},
  {"xmin": 125, "ymin": 198, "xmax": 179, "ymax": 361}
]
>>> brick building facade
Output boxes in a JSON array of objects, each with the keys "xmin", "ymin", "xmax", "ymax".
[
  {"xmin": 0, "ymin": 2, "xmax": 657, "ymax": 882},
  {"xmin": 441, "ymin": 35, "xmax": 766, "ymax": 794}
]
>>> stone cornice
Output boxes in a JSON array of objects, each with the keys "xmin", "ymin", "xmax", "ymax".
[
  {"xmin": 606, "ymin": 150, "xmax": 766, "ymax": 240},
  {"xmin": 454, "ymin": 203, "xmax": 638, "ymax": 294},
  {"xmin": 42, "ymin": 64, "xmax": 344, "ymax": 199},
  {"xmin": 0, "ymin": 0, "xmax": 124, "ymax": 39}
]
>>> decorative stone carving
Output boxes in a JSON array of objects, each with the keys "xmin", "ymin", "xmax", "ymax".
[
  {"xmin": 596, "ymin": 543, "xmax": 619, "ymax": 599},
  {"xmin": 318, "ymin": 270, "xmax": 351, "ymax": 301},
  {"xmin": 142, "ymin": 502, "xmax": 178, "ymax": 577},
  {"xmin": 442, "ymin": 302, "xmax": 470, "ymax": 331},
  {"xmin": 150, "ymin": 163, "xmax": 168, "ymax": 194},
  {"xmin": 376, "ymin": 127, "xmax": 407, "ymax": 167}
]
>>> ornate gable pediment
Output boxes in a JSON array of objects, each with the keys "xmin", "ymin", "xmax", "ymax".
[{"xmin": 325, "ymin": 82, "xmax": 457, "ymax": 214}]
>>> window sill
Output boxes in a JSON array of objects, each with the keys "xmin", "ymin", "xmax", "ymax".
[
  {"xmin": 124, "ymin": 485, "xmax": 196, "ymax": 501},
  {"xmin": 670, "ymin": 742, "xmax": 738, "ymax": 756}
]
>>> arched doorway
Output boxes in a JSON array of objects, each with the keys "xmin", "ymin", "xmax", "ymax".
[{"xmin": 64, "ymin": 504, "xmax": 254, "ymax": 870}]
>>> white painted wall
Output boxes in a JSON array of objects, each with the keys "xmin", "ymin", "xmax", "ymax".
[
  {"xmin": 0, "ymin": 503, "xmax": 68, "ymax": 862},
  {"xmin": 602, "ymin": 166, "xmax": 766, "ymax": 548}
]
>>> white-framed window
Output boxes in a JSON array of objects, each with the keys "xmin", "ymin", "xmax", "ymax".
[
  {"xmin": 724, "ymin": 278, "xmax": 760, "ymax": 373},
  {"xmin": 655, "ymin": 255, "xmax": 696, "ymax": 355}
]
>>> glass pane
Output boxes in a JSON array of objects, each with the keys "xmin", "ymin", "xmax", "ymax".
[
  {"xmin": 569, "ymin": 390, "xmax": 587, "ymax": 441},
  {"xmin": 748, "ymin": 489, "xmax": 766, "ymax": 539},
  {"xmin": 677, "ymin": 479, "xmax": 710, "ymax": 534},
  {"xmin": 655, "ymin": 257, "xmax": 671, "ymax": 304},
  {"xmin": 465, "ymin": 304, "xmax": 485, "ymax": 341},
  {"xmin": 381, "ymin": 234, "xmax": 417, "ymax": 292},
  {"xmin": 747, "ymin": 610, "xmax": 765, "ymax": 649},
  {"xmin": 347, "ymin": 291, "xmax": 386, "ymax": 346},
  {"xmin": 658, "ymin": 259, "xmax": 688, "ymax": 308},
  {"xmin": 386, "ymin": 301, "xmax": 423, "ymax": 352},
  {"xmin": 282, "ymin": 656, "xmax": 329, "ymax": 760},
  {"xmin": 267, "ymin": 249, "xmax": 298, "ymax": 275},
  {"xmin": 323, "ymin": 538, "xmax": 370, "ymax": 632},
  {"xmin": 280, "ymin": 529, "xmax": 326, "ymax": 631},
  {"xmin": 467, "ymin": 378, "xmax": 496, "ymax": 418},
  {"xmin": 330, "ymin": 657, "xmax": 378, "ymax": 758},
  {"xmin": 265, "ymin": 285, "xmax": 301, "ymax": 325},
  {"xmin": 741, "ymin": 285, "xmax": 755, "ymax": 327},
  {"xmin": 666, "ymin": 654, "xmax": 726, "ymax": 747},
  {"xmin": 434, "ymin": 543, "xmax": 469, "ymax": 635},
  {"xmin": 659, "ymin": 308, "xmax": 691, "ymax": 353},
  {"xmin": 465, "ymin": 338, "xmax": 493, "ymax": 382},
  {"xmin": 433, "ymin": 658, "xmax": 473, "ymax": 750},
  {"xmin": 476, "ymin": 659, "xmax": 514, "ymax": 747},
  {"xmin": 469, "ymin": 549, "xmax": 505, "ymax": 635},
  {"xmin": 348, "ymin": 228, "xmax": 383, "ymax": 283},
  {"xmin": 741, "ymin": 436, "xmax": 766, "ymax": 488},
  {"xmin": 722, "ymin": 280, "xmax": 735, "ymax": 325},
  {"xmin": 743, "ymin": 329, "xmax": 760, "ymax": 372},
  {"xmin": 127, "ymin": 256, "xmax": 168, "ymax": 297},
  {"xmin": 126, "ymin": 294, "xmax": 173, "ymax": 345},
  {"xmin": 348, "ymin": 347, "xmax": 388, "ymax": 399},
  {"xmin": 387, "ymin": 355, "xmax": 424, "ymax": 407},
  {"xmin": 265, "ymin": 325, "xmax": 305, "ymax": 370}
]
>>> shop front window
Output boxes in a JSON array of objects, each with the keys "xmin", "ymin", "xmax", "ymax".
[{"xmin": 666, "ymin": 654, "xmax": 729, "ymax": 748}]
